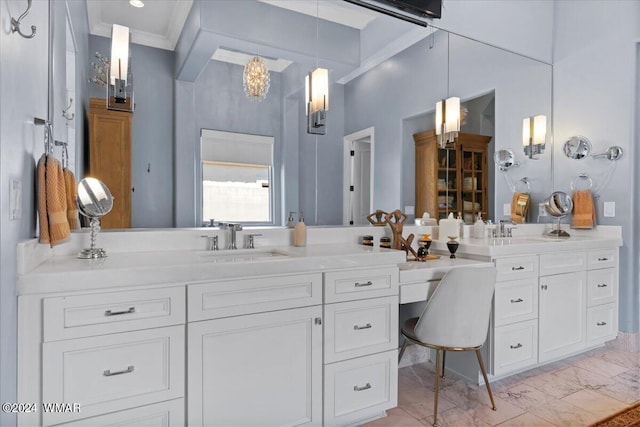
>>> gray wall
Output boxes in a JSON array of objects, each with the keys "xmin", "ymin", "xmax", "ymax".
[
  {"xmin": 89, "ymin": 35, "xmax": 174, "ymax": 228},
  {"xmin": 552, "ymin": 0, "xmax": 640, "ymax": 333}
]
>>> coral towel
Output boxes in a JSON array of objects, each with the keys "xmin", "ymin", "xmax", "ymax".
[
  {"xmin": 64, "ymin": 168, "xmax": 80, "ymax": 229},
  {"xmin": 37, "ymin": 154, "xmax": 70, "ymax": 246},
  {"xmin": 571, "ymin": 189, "xmax": 596, "ymax": 229}
]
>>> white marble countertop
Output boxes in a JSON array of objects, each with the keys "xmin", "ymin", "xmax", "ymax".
[
  {"xmin": 399, "ymin": 257, "xmax": 494, "ymax": 283},
  {"xmin": 17, "ymin": 244, "xmax": 406, "ymax": 295}
]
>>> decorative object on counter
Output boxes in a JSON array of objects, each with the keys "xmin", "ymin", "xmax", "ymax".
[
  {"xmin": 399, "ymin": 234, "xmax": 418, "ymax": 260},
  {"xmin": 362, "ymin": 235, "xmax": 374, "ymax": 247},
  {"xmin": 293, "ymin": 212, "xmax": 306, "ymax": 247},
  {"xmin": 570, "ymin": 175, "xmax": 596, "ymax": 229},
  {"xmin": 473, "ymin": 213, "xmax": 485, "ymax": 239},
  {"xmin": 522, "ymin": 114, "xmax": 546, "ymax": 159},
  {"xmin": 385, "ymin": 209, "xmax": 407, "ymax": 250},
  {"xmin": 77, "ymin": 177, "xmax": 114, "ymax": 259},
  {"xmin": 416, "ymin": 234, "xmax": 437, "ymax": 261},
  {"xmin": 544, "ymin": 191, "xmax": 573, "ymax": 238},
  {"xmin": 366, "ymin": 209, "xmax": 389, "ymax": 226},
  {"xmin": 286, "ymin": 211, "xmax": 295, "ymax": 228},
  {"xmin": 10, "ymin": 0, "xmax": 36, "ymax": 39},
  {"xmin": 243, "ymin": 56, "xmax": 270, "ymax": 102},
  {"xmin": 563, "ymin": 135, "xmax": 623, "ymax": 161},
  {"xmin": 438, "ymin": 212, "xmax": 459, "ymax": 240},
  {"xmin": 446, "ymin": 236, "xmax": 459, "ymax": 259},
  {"xmin": 380, "ymin": 236, "xmax": 391, "ymax": 249},
  {"xmin": 420, "ymin": 212, "xmax": 437, "ymax": 226}
]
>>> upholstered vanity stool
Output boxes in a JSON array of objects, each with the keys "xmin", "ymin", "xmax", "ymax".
[{"xmin": 398, "ymin": 267, "xmax": 498, "ymax": 426}]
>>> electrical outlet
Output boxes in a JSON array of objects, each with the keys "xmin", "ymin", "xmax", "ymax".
[
  {"xmin": 503, "ymin": 203, "xmax": 511, "ymax": 216},
  {"xmin": 10, "ymin": 179, "xmax": 22, "ymax": 220},
  {"xmin": 603, "ymin": 201, "xmax": 615, "ymax": 217},
  {"xmin": 405, "ymin": 205, "xmax": 415, "ymax": 215},
  {"xmin": 538, "ymin": 203, "xmax": 547, "ymax": 217}
]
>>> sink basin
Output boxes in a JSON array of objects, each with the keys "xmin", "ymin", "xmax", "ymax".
[{"xmin": 197, "ymin": 248, "xmax": 291, "ymax": 263}]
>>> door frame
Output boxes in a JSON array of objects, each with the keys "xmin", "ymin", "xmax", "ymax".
[{"xmin": 343, "ymin": 127, "xmax": 375, "ymax": 225}]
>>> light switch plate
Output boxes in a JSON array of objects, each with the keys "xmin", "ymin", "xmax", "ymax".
[
  {"xmin": 538, "ymin": 203, "xmax": 548, "ymax": 216},
  {"xmin": 603, "ymin": 201, "xmax": 615, "ymax": 217},
  {"xmin": 405, "ymin": 205, "xmax": 415, "ymax": 215},
  {"xmin": 503, "ymin": 203, "xmax": 511, "ymax": 216}
]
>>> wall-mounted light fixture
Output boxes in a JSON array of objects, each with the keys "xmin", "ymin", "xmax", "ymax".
[
  {"xmin": 107, "ymin": 24, "xmax": 134, "ymax": 112},
  {"xmin": 435, "ymin": 97, "xmax": 460, "ymax": 148},
  {"xmin": 522, "ymin": 115, "xmax": 546, "ymax": 159},
  {"xmin": 306, "ymin": 68, "xmax": 329, "ymax": 135}
]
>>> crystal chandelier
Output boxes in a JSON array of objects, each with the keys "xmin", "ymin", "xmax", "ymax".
[{"xmin": 243, "ymin": 56, "xmax": 270, "ymax": 102}]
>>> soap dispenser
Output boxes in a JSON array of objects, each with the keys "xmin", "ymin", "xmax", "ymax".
[
  {"xmin": 293, "ymin": 212, "xmax": 307, "ymax": 247},
  {"xmin": 474, "ymin": 213, "xmax": 485, "ymax": 239},
  {"xmin": 286, "ymin": 211, "xmax": 295, "ymax": 228}
]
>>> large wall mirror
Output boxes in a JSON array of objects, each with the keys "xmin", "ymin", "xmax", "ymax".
[{"xmin": 52, "ymin": 0, "xmax": 552, "ymax": 229}]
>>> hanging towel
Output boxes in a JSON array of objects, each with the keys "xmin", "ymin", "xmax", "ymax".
[
  {"xmin": 37, "ymin": 154, "xmax": 71, "ymax": 246},
  {"xmin": 37, "ymin": 154, "xmax": 50, "ymax": 244},
  {"xmin": 571, "ymin": 189, "xmax": 596, "ymax": 229},
  {"xmin": 511, "ymin": 192, "xmax": 530, "ymax": 224},
  {"xmin": 63, "ymin": 168, "xmax": 80, "ymax": 229}
]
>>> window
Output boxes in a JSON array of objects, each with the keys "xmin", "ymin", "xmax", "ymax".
[{"xmin": 200, "ymin": 130, "xmax": 274, "ymax": 224}]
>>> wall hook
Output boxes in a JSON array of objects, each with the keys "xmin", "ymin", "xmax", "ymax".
[
  {"xmin": 62, "ymin": 98, "xmax": 75, "ymax": 120},
  {"xmin": 11, "ymin": 0, "xmax": 37, "ymax": 39}
]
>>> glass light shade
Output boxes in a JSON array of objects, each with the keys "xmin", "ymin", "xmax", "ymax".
[
  {"xmin": 533, "ymin": 115, "xmax": 546, "ymax": 144},
  {"xmin": 110, "ymin": 24, "xmax": 130, "ymax": 86},
  {"xmin": 243, "ymin": 56, "xmax": 270, "ymax": 101},
  {"xmin": 444, "ymin": 97, "xmax": 460, "ymax": 134},
  {"xmin": 522, "ymin": 117, "xmax": 531, "ymax": 147},
  {"xmin": 435, "ymin": 100, "xmax": 443, "ymax": 135},
  {"xmin": 307, "ymin": 67, "xmax": 329, "ymax": 113}
]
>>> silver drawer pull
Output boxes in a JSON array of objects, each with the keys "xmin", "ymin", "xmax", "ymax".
[
  {"xmin": 597, "ymin": 283, "xmax": 608, "ymax": 288},
  {"xmin": 103, "ymin": 365, "xmax": 134, "ymax": 377},
  {"xmin": 510, "ymin": 298, "xmax": 524, "ymax": 303},
  {"xmin": 353, "ymin": 382, "xmax": 372, "ymax": 392},
  {"xmin": 354, "ymin": 323, "xmax": 372, "ymax": 330},
  {"xmin": 105, "ymin": 307, "xmax": 136, "ymax": 317},
  {"xmin": 598, "ymin": 257, "xmax": 609, "ymax": 261},
  {"xmin": 597, "ymin": 322, "xmax": 607, "ymax": 326},
  {"xmin": 355, "ymin": 281, "xmax": 373, "ymax": 288},
  {"xmin": 510, "ymin": 343, "xmax": 523, "ymax": 349},
  {"xmin": 511, "ymin": 266, "xmax": 525, "ymax": 271}
]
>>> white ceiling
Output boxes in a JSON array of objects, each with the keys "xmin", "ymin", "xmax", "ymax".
[{"xmin": 86, "ymin": 0, "xmax": 193, "ymax": 51}]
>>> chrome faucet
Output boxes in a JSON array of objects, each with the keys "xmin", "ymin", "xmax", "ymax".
[
  {"xmin": 220, "ymin": 223, "xmax": 243, "ymax": 249},
  {"xmin": 200, "ymin": 235, "xmax": 219, "ymax": 251},
  {"xmin": 498, "ymin": 220, "xmax": 517, "ymax": 238}
]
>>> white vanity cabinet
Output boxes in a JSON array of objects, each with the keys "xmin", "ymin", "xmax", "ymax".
[
  {"xmin": 322, "ymin": 267, "xmax": 399, "ymax": 426},
  {"xmin": 187, "ymin": 273, "xmax": 323, "ymax": 427}
]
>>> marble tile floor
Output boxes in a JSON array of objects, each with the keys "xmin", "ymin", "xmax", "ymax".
[{"xmin": 365, "ymin": 345, "xmax": 640, "ymax": 426}]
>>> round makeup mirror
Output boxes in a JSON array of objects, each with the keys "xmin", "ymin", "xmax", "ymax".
[
  {"xmin": 77, "ymin": 177, "xmax": 113, "ymax": 259},
  {"xmin": 544, "ymin": 191, "xmax": 573, "ymax": 237},
  {"xmin": 563, "ymin": 136, "xmax": 592, "ymax": 160},
  {"xmin": 494, "ymin": 149, "xmax": 516, "ymax": 171}
]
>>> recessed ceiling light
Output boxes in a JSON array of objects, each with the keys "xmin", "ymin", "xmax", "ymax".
[{"xmin": 129, "ymin": 0, "xmax": 144, "ymax": 8}]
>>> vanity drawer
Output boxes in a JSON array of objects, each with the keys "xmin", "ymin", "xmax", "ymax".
[
  {"xmin": 324, "ymin": 296, "xmax": 398, "ymax": 363},
  {"xmin": 495, "ymin": 256, "xmax": 538, "ymax": 282},
  {"xmin": 324, "ymin": 350, "xmax": 398, "ymax": 427},
  {"xmin": 588, "ymin": 249, "xmax": 618, "ymax": 270},
  {"xmin": 587, "ymin": 268, "xmax": 617, "ymax": 307},
  {"xmin": 493, "ymin": 319, "xmax": 538, "ymax": 376},
  {"xmin": 494, "ymin": 278, "xmax": 538, "ymax": 327},
  {"xmin": 324, "ymin": 267, "xmax": 399, "ymax": 303},
  {"xmin": 587, "ymin": 303, "xmax": 617, "ymax": 345},
  {"xmin": 539, "ymin": 251, "xmax": 587, "ymax": 276},
  {"xmin": 58, "ymin": 398, "xmax": 184, "ymax": 426},
  {"xmin": 42, "ymin": 325, "xmax": 184, "ymax": 426},
  {"xmin": 188, "ymin": 273, "xmax": 322, "ymax": 321},
  {"xmin": 43, "ymin": 287, "xmax": 185, "ymax": 342}
]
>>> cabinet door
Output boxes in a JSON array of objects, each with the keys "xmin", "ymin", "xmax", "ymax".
[
  {"xmin": 539, "ymin": 271, "xmax": 587, "ymax": 362},
  {"xmin": 188, "ymin": 306, "xmax": 322, "ymax": 427}
]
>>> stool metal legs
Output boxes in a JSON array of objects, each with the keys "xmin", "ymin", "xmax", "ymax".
[{"xmin": 476, "ymin": 349, "xmax": 497, "ymax": 411}]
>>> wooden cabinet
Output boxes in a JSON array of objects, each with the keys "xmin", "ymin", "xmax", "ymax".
[
  {"xmin": 413, "ymin": 129, "xmax": 491, "ymax": 223},
  {"xmin": 187, "ymin": 306, "xmax": 322, "ymax": 427},
  {"xmin": 88, "ymin": 97, "xmax": 132, "ymax": 229}
]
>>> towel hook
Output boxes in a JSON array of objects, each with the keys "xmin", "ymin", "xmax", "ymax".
[
  {"xmin": 570, "ymin": 173, "xmax": 593, "ymax": 191},
  {"xmin": 34, "ymin": 117, "xmax": 53, "ymax": 154},
  {"xmin": 62, "ymin": 98, "xmax": 75, "ymax": 120},
  {"xmin": 10, "ymin": 0, "xmax": 36, "ymax": 39},
  {"xmin": 54, "ymin": 141, "xmax": 69, "ymax": 169},
  {"xmin": 515, "ymin": 177, "xmax": 531, "ymax": 193}
]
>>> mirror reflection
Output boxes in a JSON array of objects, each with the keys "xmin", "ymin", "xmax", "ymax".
[{"xmin": 55, "ymin": 0, "xmax": 553, "ymax": 229}]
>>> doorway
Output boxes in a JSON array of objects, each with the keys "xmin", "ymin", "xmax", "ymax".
[{"xmin": 343, "ymin": 127, "xmax": 374, "ymax": 225}]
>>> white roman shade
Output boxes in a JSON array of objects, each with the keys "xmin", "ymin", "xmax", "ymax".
[{"xmin": 201, "ymin": 129, "xmax": 274, "ymax": 166}]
